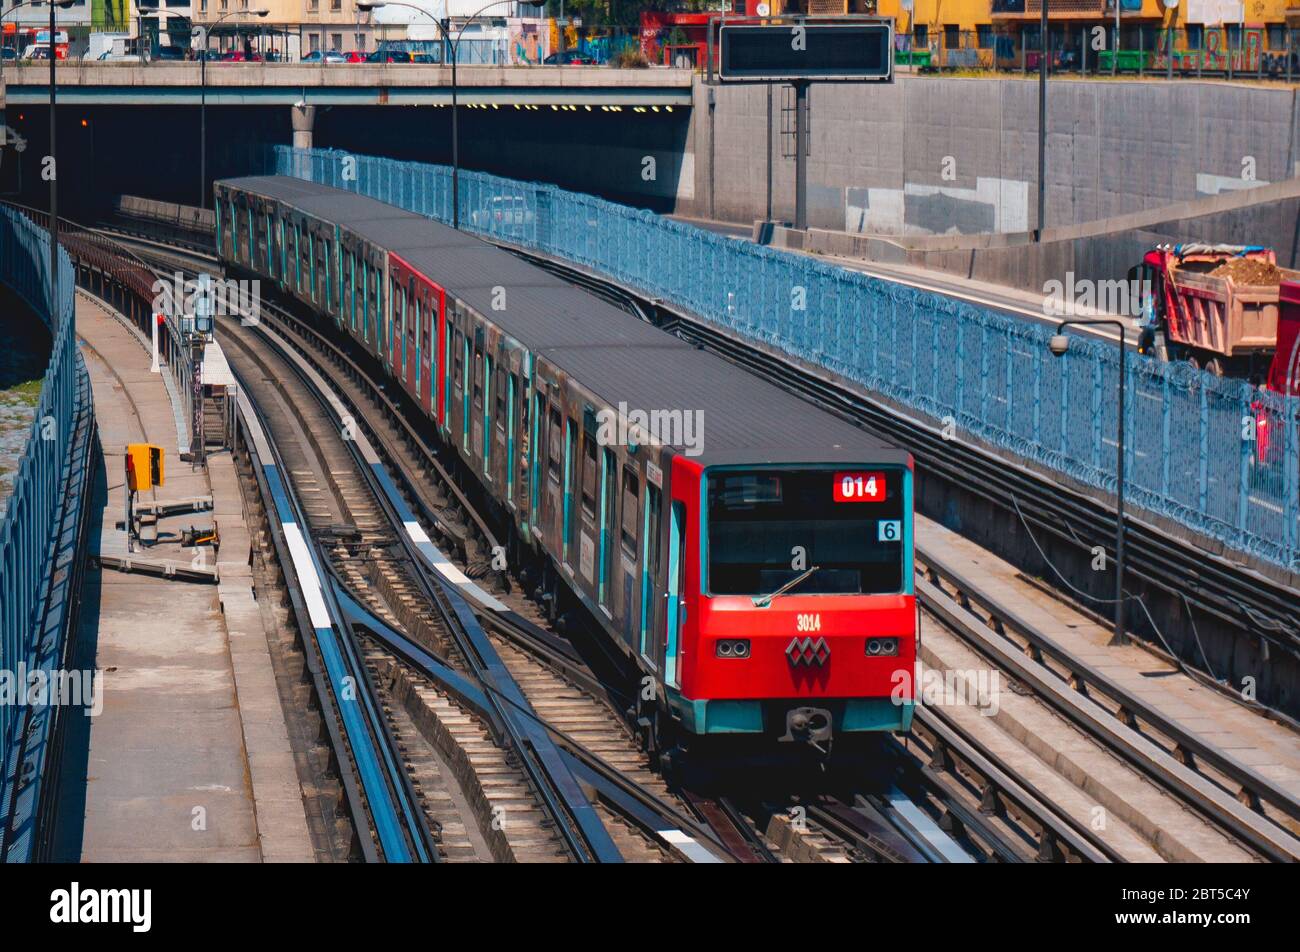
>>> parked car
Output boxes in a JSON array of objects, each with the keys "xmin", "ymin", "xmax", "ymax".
[
  {"xmin": 150, "ymin": 45, "xmax": 186, "ymax": 61},
  {"xmin": 94, "ymin": 50, "xmax": 142, "ymax": 62},
  {"xmin": 412, "ymin": 52, "xmax": 437, "ymax": 64},
  {"xmin": 0, "ymin": 48, "xmax": 16, "ymax": 62},
  {"xmin": 302, "ymin": 50, "xmax": 346, "ymax": 64},
  {"xmin": 219, "ymin": 50, "xmax": 263, "ymax": 62},
  {"xmin": 22, "ymin": 46, "xmax": 51, "ymax": 61},
  {"xmin": 543, "ymin": 50, "xmax": 597, "ymax": 66},
  {"xmin": 469, "ymin": 195, "xmax": 535, "ymax": 232},
  {"xmin": 365, "ymin": 48, "xmax": 412, "ymax": 63},
  {"xmin": 342, "ymin": 50, "xmax": 367, "ymax": 62}
]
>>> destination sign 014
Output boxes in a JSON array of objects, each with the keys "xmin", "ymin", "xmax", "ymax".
[{"xmin": 718, "ymin": 21, "xmax": 894, "ymax": 83}]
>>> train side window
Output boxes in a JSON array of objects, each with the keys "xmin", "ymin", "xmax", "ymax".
[
  {"xmin": 452, "ymin": 329, "xmax": 464, "ymax": 390},
  {"xmin": 620, "ymin": 466, "xmax": 639, "ymax": 556},
  {"xmin": 581, "ymin": 431, "xmax": 597, "ymax": 521},
  {"xmin": 472, "ymin": 344, "xmax": 483, "ymax": 411},
  {"xmin": 371, "ymin": 267, "xmax": 380, "ymax": 346},
  {"xmin": 598, "ymin": 448, "xmax": 616, "ymax": 606},
  {"xmin": 323, "ymin": 238, "xmax": 332, "ymax": 303},
  {"xmin": 414, "ymin": 292, "xmax": 421, "ymax": 391},
  {"xmin": 495, "ymin": 366, "xmax": 506, "ymax": 432},
  {"xmin": 547, "ymin": 406, "xmax": 562, "ymax": 484},
  {"xmin": 564, "ymin": 419, "xmax": 577, "ymax": 560},
  {"xmin": 313, "ymin": 236, "xmax": 323, "ymax": 303}
]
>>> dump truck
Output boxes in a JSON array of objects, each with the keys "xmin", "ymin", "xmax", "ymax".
[{"xmin": 1136, "ymin": 244, "xmax": 1300, "ymax": 379}]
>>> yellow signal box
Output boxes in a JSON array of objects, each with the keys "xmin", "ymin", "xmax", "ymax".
[{"xmin": 126, "ymin": 443, "xmax": 164, "ymax": 492}]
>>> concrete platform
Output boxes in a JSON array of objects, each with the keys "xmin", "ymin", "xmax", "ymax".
[{"xmin": 62, "ymin": 292, "xmax": 314, "ymax": 863}]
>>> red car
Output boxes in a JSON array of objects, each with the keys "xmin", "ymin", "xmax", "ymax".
[
  {"xmin": 219, "ymin": 49, "xmax": 263, "ymax": 62},
  {"xmin": 342, "ymin": 50, "xmax": 366, "ymax": 63}
]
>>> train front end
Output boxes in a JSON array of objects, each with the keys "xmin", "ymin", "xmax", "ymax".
[{"xmin": 668, "ymin": 455, "xmax": 916, "ymax": 757}]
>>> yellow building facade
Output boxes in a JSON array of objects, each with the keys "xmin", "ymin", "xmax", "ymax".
[{"xmin": 770, "ymin": 0, "xmax": 1298, "ymax": 66}]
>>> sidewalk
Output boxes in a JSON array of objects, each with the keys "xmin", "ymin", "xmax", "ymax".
[{"xmin": 65, "ymin": 291, "xmax": 314, "ymax": 862}]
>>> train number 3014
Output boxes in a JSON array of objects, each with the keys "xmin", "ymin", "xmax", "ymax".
[{"xmin": 796, "ymin": 613, "xmax": 822, "ymax": 632}]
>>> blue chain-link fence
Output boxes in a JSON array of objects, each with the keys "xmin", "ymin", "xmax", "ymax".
[
  {"xmin": 0, "ymin": 209, "xmax": 80, "ymax": 808},
  {"xmin": 268, "ymin": 146, "xmax": 1300, "ymax": 573}
]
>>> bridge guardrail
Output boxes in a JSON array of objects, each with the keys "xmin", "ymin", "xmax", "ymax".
[
  {"xmin": 268, "ymin": 145, "xmax": 1300, "ymax": 574},
  {"xmin": 0, "ymin": 207, "xmax": 94, "ymax": 861}
]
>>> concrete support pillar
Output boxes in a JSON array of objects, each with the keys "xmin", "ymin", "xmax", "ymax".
[{"xmin": 290, "ymin": 102, "xmax": 315, "ymax": 152}]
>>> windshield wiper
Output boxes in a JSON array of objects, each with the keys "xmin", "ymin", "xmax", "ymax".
[{"xmin": 753, "ymin": 565, "xmax": 821, "ymax": 608}]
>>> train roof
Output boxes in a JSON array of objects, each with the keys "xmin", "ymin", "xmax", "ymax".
[{"xmin": 219, "ymin": 175, "xmax": 909, "ymax": 467}]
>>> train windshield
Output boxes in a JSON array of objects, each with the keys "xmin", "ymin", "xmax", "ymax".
[{"xmin": 706, "ymin": 468, "xmax": 905, "ymax": 597}]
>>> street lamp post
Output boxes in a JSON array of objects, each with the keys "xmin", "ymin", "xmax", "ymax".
[
  {"xmin": 1036, "ymin": 0, "xmax": 1047, "ymax": 241},
  {"xmin": 1049, "ymin": 320, "xmax": 1129, "ymax": 646},
  {"xmin": 357, "ymin": 0, "xmax": 519, "ymax": 229},
  {"xmin": 193, "ymin": 8, "xmax": 269, "ymax": 209}
]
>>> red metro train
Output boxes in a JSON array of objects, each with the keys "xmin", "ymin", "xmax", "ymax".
[{"xmin": 215, "ymin": 175, "xmax": 917, "ymax": 761}]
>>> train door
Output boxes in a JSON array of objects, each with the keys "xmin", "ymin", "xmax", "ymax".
[
  {"xmin": 598, "ymin": 448, "xmax": 615, "ymax": 611},
  {"xmin": 528, "ymin": 389, "xmax": 543, "ymax": 530},
  {"xmin": 472, "ymin": 335, "xmax": 485, "ymax": 460},
  {"xmin": 461, "ymin": 330, "xmax": 471, "ymax": 453},
  {"xmin": 664, "ymin": 500, "xmax": 685, "ymax": 688},
  {"xmin": 620, "ymin": 465, "xmax": 639, "ymax": 649},
  {"xmin": 482, "ymin": 351, "xmax": 493, "ymax": 479},
  {"xmin": 516, "ymin": 368, "xmax": 530, "ymax": 513},
  {"xmin": 443, "ymin": 315, "xmax": 454, "ymax": 434},
  {"xmin": 542, "ymin": 402, "xmax": 562, "ymax": 544},
  {"xmin": 640, "ymin": 479, "xmax": 663, "ymax": 666},
  {"xmin": 412, "ymin": 284, "xmax": 421, "ymax": 401},
  {"xmin": 505, "ymin": 372, "xmax": 517, "ymax": 507}
]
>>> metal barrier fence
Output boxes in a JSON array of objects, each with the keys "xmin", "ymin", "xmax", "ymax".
[
  {"xmin": 269, "ymin": 146, "xmax": 1300, "ymax": 572},
  {"xmin": 0, "ymin": 208, "xmax": 80, "ymax": 810},
  {"xmin": 900, "ymin": 25, "xmax": 1300, "ymax": 81}
]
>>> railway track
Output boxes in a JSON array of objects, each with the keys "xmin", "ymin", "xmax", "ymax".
[
  {"xmin": 73, "ymin": 212, "xmax": 1299, "ymax": 864},
  {"xmin": 90, "ymin": 227, "xmax": 1128, "ymax": 864}
]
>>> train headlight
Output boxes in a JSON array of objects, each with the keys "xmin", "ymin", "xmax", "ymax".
[
  {"xmin": 866, "ymin": 638, "xmax": 899, "ymax": 657},
  {"xmin": 715, "ymin": 639, "xmax": 750, "ymax": 659}
]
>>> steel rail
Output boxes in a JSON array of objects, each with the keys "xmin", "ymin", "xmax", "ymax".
[
  {"xmin": 108, "ymin": 231, "xmax": 741, "ymax": 864},
  {"xmin": 917, "ymin": 546, "xmax": 1300, "ymax": 831},
  {"xmin": 232, "ymin": 309, "xmax": 625, "ymax": 864},
  {"xmin": 235, "ymin": 385, "xmax": 435, "ymax": 862},
  {"xmin": 918, "ymin": 576, "xmax": 1300, "ymax": 862},
  {"xmin": 907, "ymin": 709, "xmax": 1121, "ymax": 863}
]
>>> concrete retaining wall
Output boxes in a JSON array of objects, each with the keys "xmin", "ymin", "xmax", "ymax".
[{"xmin": 686, "ymin": 75, "xmax": 1300, "ymax": 238}]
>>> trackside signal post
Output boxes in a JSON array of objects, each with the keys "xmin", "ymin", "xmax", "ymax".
[
  {"xmin": 124, "ymin": 443, "xmax": 165, "ymax": 553},
  {"xmin": 712, "ymin": 17, "xmax": 893, "ymax": 232}
]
